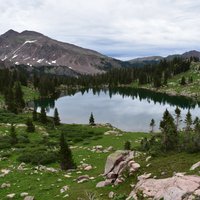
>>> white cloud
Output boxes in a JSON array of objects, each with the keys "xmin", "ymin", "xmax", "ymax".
[{"xmin": 0, "ymin": 0, "xmax": 200, "ymax": 60}]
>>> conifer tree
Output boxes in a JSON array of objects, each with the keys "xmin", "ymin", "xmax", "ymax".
[
  {"xmin": 150, "ymin": 119, "xmax": 155, "ymax": 133},
  {"xmin": 40, "ymin": 107, "xmax": 47, "ymax": 124},
  {"xmin": 14, "ymin": 81, "xmax": 25, "ymax": 111},
  {"xmin": 185, "ymin": 110, "xmax": 192, "ymax": 132},
  {"xmin": 59, "ymin": 133, "xmax": 76, "ymax": 170},
  {"xmin": 89, "ymin": 112, "xmax": 95, "ymax": 126},
  {"xmin": 26, "ymin": 118, "xmax": 35, "ymax": 132},
  {"xmin": 124, "ymin": 141, "xmax": 131, "ymax": 150},
  {"xmin": 4, "ymin": 86, "xmax": 18, "ymax": 113},
  {"xmin": 10, "ymin": 124, "xmax": 18, "ymax": 145},
  {"xmin": 160, "ymin": 109, "xmax": 177, "ymax": 151},
  {"xmin": 175, "ymin": 107, "xmax": 181, "ymax": 131},
  {"xmin": 180, "ymin": 76, "xmax": 186, "ymax": 85},
  {"xmin": 54, "ymin": 108, "xmax": 60, "ymax": 126},
  {"xmin": 32, "ymin": 108, "xmax": 37, "ymax": 121},
  {"xmin": 194, "ymin": 117, "xmax": 200, "ymax": 134}
]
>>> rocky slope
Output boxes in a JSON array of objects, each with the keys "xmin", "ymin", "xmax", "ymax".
[{"xmin": 0, "ymin": 30, "xmax": 122, "ymax": 74}]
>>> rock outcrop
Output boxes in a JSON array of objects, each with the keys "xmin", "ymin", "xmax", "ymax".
[
  {"xmin": 127, "ymin": 173, "xmax": 200, "ymax": 200},
  {"xmin": 96, "ymin": 150, "xmax": 140, "ymax": 187}
]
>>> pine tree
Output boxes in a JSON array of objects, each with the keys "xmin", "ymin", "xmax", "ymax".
[
  {"xmin": 180, "ymin": 76, "xmax": 186, "ymax": 85},
  {"xmin": 194, "ymin": 117, "xmax": 200, "ymax": 134},
  {"xmin": 150, "ymin": 119, "xmax": 155, "ymax": 133},
  {"xmin": 185, "ymin": 110, "xmax": 192, "ymax": 132},
  {"xmin": 26, "ymin": 118, "xmax": 35, "ymax": 132},
  {"xmin": 89, "ymin": 112, "xmax": 95, "ymax": 126},
  {"xmin": 40, "ymin": 107, "xmax": 47, "ymax": 124},
  {"xmin": 160, "ymin": 109, "xmax": 177, "ymax": 151},
  {"xmin": 124, "ymin": 141, "xmax": 131, "ymax": 150},
  {"xmin": 175, "ymin": 107, "xmax": 181, "ymax": 131},
  {"xmin": 4, "ymin": 87, "xmax": 17, "ymax": 113},
  {"xmin": 14, "ymin": 81, "xmax": 25, "ymax": 111},
  {"xmin": 32, "ymin": 108, "xmax": 37, "ymax": 121},
  {"xmin": 10, "ymin": 124, "xmax": 18, "ymax": 145},
  {"xmin": 54, "ymin": 108, "xmax": 60, "ymax": 126},
  {"xmin": 59, "ymin": 133, "xmax": 76, "ymax": 170}
]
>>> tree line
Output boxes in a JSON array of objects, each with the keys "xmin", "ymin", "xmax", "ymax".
[{"xmin": 141, "ymin": 107, "xmax": 200, "ymax": 154}]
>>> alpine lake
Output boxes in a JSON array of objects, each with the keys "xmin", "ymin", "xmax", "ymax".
[{"xmin": 33, "ymin": 87, "xmax": 200, "ymax": 132}]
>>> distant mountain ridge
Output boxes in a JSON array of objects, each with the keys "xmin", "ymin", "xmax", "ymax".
[
  {"xmin": 0, "ymin": 29, "xmax": 200, "ymax": 74},
  {"xmin": 129, "ymin": 50, "xmax": 200, "ymax": 65},
  {"xmin": 0, "ymin": 29, "xmax": 122, "ymax": 74}
]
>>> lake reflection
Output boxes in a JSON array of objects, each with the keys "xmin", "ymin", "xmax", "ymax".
[{"xmin": 34, "ymin": 88, "xmax": 200, "ymax": 132}]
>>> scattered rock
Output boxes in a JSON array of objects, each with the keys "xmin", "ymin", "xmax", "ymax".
[
  {"xmin": 145, "ymin": 156, "xmax": 151, "ymax": 162},
  {"xmin": 78, "ymin": 163, "xmax": 93, "ymax": 171},
  {"xmin": 35, "ymin": 165, "xmax": 58, "ymax": 173},
  {"xmin": 137, "ymin": 173, "xmax": 152, "ymax": 181},
  {"xmin": 0, "ymin": 169, "xmax": 10, "ymax": 177},
  {"xmin": 91, "ymin": 145, "xmax": 114, "ymax": 153},
  {"xmin": 7, "ymin": 193, "xmax": 15, "ymax": 199},
  {"xmin": 127, "ymin": 174, "xmax": 200, "ymax": 200},
  {"xmin": 107, "ymin": 146, "xmax": 114, "ymax": 151},
  {"xmin": 24, "ymin": 196, "xmax": 35, "ymax": 200},
  {"xmin": 60, "ymin": 185, "xmax": 69, "ymax": 193},
  {"xmin": 63, "ymin": 194, "xmax": 69, "ymax": 198},
  {"xmin": 96, "ymin": 180, "xmax": 112, "ymax": 188},
  {"xmin": 77, "ymin": 175, "xmax": 90, "ymax": 183},
  {"xmin": 1, "ymin": 183, "xmax": 11, "ymax": 188},
  {"xmin": 20, "ymin": 193, "xmax": 29, "ymax": 197},
  {"xmin": 108, "ymin": 191, "xmax": 115, "ymax": 199},
  {"xmin": 190, "ymin": 161, "xmax": 200, "ymax": 171},
  {"xmin": 104, "ymin": 130, "xmax": 121, "ymax": 136},
  {"xmin": 18, "ymin": 162, "xmax": 27, "ymax": 171},
  {"xmin": 64, "ymin": 174, "xmax": 72, "ymax": 178},
  {"xmin": 84, "ymin": 165, "xmax": 92, "ymax": 171},
  {"xmin": 146, "ymin": 163, "xmax": 151, "ymax": 167}
]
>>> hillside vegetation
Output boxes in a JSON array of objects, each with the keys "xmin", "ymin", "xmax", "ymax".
[
  {"xmin": 141, "ymin": 62, "xmax": 200, "ymax": 100},
  {"xmin": 0, "ymin": 109, "xmax": 199, "ymax": 200}
]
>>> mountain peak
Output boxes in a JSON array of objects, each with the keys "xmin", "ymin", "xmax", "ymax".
[
  {"xmin": 1, "ymin": 29, "xmax": 19, "ymax": 38},
  {"xmin": 0, "ymin": 29, "xmax": 122, "ymax": 74},
  {"xmin": 182, "ymin": 50, "xmax": 200, "ymax": 58},
  {"xmin": 20, "ymin": 30, "xmax": 44, "ymax": 37}
]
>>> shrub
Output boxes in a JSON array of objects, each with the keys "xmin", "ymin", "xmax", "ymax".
[
  {"xmin": 0, "ymin": 136, "xmax": 11, "ymax": 149},
  {"xmin": 18, "ymin": 135, "xmax": 30, "ymax": 144},
  {"xmin": 18, "ymin": 150, "xmax": 58, "ymax": 165},
  {"xmin": 124, "ymin": 141, "xmax": 131, "ymax": 150}
]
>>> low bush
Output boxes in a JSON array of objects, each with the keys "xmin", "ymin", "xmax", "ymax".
[
  {"xmin": 0, "ymin": 136, "xmax": 11, "ymax": 149},
  {"xmin": 18, "ymin": 135, "xmax": 30, "ymax": 144},
  {"xmin": 18, "ymin": 149, "xmax": 58, "ymax": 165}
]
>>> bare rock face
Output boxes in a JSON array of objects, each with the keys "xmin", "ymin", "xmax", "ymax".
[
  {"xmin": 0, "ymin": 29, "xmax": 122, "ymax": 75},
  {"xmin": 96, "ymin": 150, "xmax": 140, "ymax": 187},
  {"xmin": 127, "ymin": 174, "xmax": 200, "ymax": 200}
]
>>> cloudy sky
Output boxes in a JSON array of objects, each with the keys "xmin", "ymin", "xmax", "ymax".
[{"xmin": 0, "ymin": 0, "xmax": 200, "ymax": 60}]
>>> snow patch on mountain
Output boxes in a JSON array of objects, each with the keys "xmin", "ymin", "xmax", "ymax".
[{"xmin": 37, "ymin": 59, "xmax": 44, "ymax": 63}]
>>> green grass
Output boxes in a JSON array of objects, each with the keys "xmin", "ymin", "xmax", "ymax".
[
  {"xmin": 0, "ymin": 111, "xmax": 199, "ymax": 200},
  {"xmin": 22, "ymin": 86, "xmax": 40, "ymax": 102}
]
